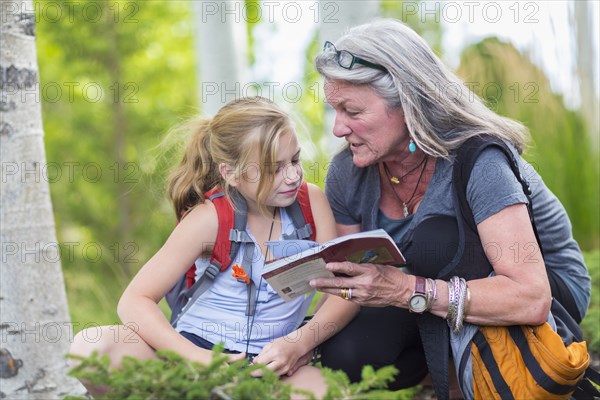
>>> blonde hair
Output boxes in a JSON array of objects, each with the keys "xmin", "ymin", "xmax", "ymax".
[
  {"xmin": 315, "ymin": 18, "xmax": 530, "ymax": 157},
  {"xmin": 168, "ymin": 97, "xmax": 294, "ymax": 218}
]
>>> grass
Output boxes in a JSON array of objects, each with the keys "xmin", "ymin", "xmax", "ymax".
[{"xmin": 581, "ymin": 250, "xmax": 600, "ymax": 353}]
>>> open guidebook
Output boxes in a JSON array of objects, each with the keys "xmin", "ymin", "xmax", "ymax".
[{"xmin": 262, "ymin": 229, "xmax": 406, "ymax": 302}]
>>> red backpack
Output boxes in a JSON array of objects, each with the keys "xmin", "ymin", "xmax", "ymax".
[{"xmin": 166, "ymin": 181, "xmax": 316, "ymax": 326}]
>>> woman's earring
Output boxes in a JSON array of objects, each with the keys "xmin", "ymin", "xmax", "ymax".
[{"xmin": 408, "ymin": 138, "xmax": 416, "ymax": 153}]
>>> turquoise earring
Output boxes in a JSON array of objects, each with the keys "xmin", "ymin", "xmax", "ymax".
[{"xmin": 408, "ymin": 138, "xmax": 416, "ymax": 153}]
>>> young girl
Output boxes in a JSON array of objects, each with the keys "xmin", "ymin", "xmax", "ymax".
[{"xmin": 70, "ymin": 97, "xmax": 358, "ymax": 396}]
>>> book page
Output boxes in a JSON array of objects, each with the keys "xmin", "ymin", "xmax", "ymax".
[{"xmin": 265, "ymin": 257, "xmax": 333, "ymax": 301}]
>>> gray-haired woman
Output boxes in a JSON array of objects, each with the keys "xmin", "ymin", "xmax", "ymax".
[{"xmin": 309, "ymin": 18, "xmax": 590, "ymax": 397}]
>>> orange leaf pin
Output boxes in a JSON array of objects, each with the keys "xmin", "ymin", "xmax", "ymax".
[{"xmin": 231, "ymin": 264, "xmax": 250, "ymax": 285}]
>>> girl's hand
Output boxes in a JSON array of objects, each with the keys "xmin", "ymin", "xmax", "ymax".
[
  {"xmin": 251, "ymin": 337, "xmax": 306, "ymax": 376},
  {"xmin": 310, "ymin": 261, "xmax": 408, "ymax": 308},
  {"xmin": 284, "ymin": 349, "xmax": 314, "ymax": 376},
  {"xmin": 183, "ymin": 347, "xmax": 218, "ymax": 365},
  {"xmin": 185, "ymin": 347, "xmax": 246, "ymax": 365},
  {"xmin": 226, "ymin": 352, "xmax": 248, "ymax": 364}
]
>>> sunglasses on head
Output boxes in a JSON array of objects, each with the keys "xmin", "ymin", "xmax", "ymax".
[{"xmin": 323, "ymin": 41, "xmax": 387, "ymax": 72}]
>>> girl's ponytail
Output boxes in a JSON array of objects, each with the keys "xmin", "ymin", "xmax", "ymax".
[
  {"xmin": 167, "ymin": 118, "xmax": 219, "ymax": 219},
  {"xmin": 167, "ymin": 97, "xmax": 294, "ymax": 219}
]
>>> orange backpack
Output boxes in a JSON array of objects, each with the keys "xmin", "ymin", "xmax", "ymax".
[
  {"xmin": 450, "ymin": 137, "xmax": 599, "ymax": 399},
  {"xmin": 417, "ymin": 137, "xmax": 599, "ymax": 399}
]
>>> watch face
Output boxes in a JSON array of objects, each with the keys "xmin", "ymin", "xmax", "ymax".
[{"xmin": 409, "ymin": 295, "xmax": 428, "ymax": 313}]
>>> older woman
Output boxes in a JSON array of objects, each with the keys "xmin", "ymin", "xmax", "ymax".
[{"xmin": 310, "ymin": 19, "xmax": 590, "ymax": 396}]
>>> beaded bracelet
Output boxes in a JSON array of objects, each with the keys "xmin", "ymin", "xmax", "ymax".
[{"xmin": 447, "ymin": 280, "xmax": 457, "ymax": 324}]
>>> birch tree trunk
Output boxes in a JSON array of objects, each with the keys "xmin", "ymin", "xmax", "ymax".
[
  {"xmin": 0, "ymin": 1, "xmax": 85, "ymax": 397},
  {"xmin": 193, "ymin": 0, "xmax": 249, "ymax": 116},
  {"xmin": 573, "ymin": 0, "xmax": 599, "ymax": 153},
  {"xmin": 105, "ymin": 4, "xmax": 132, "ymax": 278},
  {"xmin": 319, "ymin": 0, "xmax": 380, "ymax": 152}
]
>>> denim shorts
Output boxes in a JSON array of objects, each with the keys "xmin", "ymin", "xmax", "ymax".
[{"xmin": 180, "ymin": 331, "xmax": 258, "ymax": 361}]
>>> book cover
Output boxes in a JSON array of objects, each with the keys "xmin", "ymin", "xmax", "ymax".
[{"xmin": 262, "ymin": 229, "xmax": 405, "ymax": 301}]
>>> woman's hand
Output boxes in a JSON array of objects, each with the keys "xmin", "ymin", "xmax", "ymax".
[
  {"xmin": 310, "ymin": 261, "xmax": 410, "ymax": 308},
  {"xmin": 251, "ymin": 336, "xmax": 307, "ymax": 377}
]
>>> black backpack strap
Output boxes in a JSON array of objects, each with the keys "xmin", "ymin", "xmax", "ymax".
[
  {"xmin": 455, "ymin": 136, "xmax": 582, "ymax": 320},
  {"xmin": 572, "ymin": 367, "xmax": 600, "ymax": 400},
  {"xmin": 416, "ymin": 312, "xmax": 450, "ymax": 399},
  {"xmin": 420, "ymin": 136, "xmax": 532, "ymax": 399},
  {"xmin": 453, "ymin": 136, "xmax": 541, "ymax": 251}
]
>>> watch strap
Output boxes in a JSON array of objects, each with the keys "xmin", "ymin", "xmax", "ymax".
[
  {"xmin": 414, "ymin": 276, "xmax": 426, "ymax": 295},
  {"xmin": 409, "ymin": 276, "xmax": 436, "ymax": 313}
]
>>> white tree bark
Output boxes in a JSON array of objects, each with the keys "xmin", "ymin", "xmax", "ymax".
[
  {"xmin": 192, "ymin": 0, "xmax": 249, "ymax": 116},
  {"xmin": 0, "ymin": 1, "xmax": 85, "ymax": 397},
  {"xmin": 573, "ymin": 0, "xmax": 599, "ymax": 152},
  {"xmin": 318, "ymin": 0, "xmax": 381, "ymax": 152}
]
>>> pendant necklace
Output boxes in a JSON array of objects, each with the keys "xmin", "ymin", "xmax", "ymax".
[
  {"xmin": 385, "ymin": 155, "xmax": 427, "ymax": 184},
  {"xmin": 245, "ymin": 208, "xmax": 277, "ymax": 358},
  {"xmin": 382, "ymin": 157, "xmax": 429, "ymax": 218}
]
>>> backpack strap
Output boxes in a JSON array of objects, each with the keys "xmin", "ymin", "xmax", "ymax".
[
  {"xmin": 171, "ymin": 188, "xmax": 255, "ymax": 326},
  {"xmin": 178, "ymin": 187, "xmax": 237, "ymax": 290},
  {"xmin": 282, "ymin": 181, "xmax": 316, "ymax": 241},
  {"xmin": 209, "ymin": 188, "xmax": 258, "ymax": 316},
  {"xmin": 421, "ymin": 136, "xmax": 538, "ymax": 399},
  {"xmin": 170, "ymin": 261, "xmax": 220, "ymax": 326},
  {"xmin": 450, "ymin": 136, "xmax": 600, "ymax": 400},
  {"xmin": 573, "ymin": 368, "xmax": 600, "ymax": 399},
  {"xmin": 172, "ymin": 182, "xmax": 317, "ymax": 326},
  {"xmin": 207, "ymin": 188, "xmax": 238, "ymax": 272},
  {"xmin": 452, "ymin": 136, "xmax": 541, "ymax": 253}
]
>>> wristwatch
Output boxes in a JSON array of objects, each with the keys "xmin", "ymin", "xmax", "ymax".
[{"xmin": 408, "ymin": 276, "xmax": 429, "ymax": 313}]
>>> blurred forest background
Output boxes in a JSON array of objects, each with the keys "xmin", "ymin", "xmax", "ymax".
[{"xmin": 32, "ymin": 0, "xmax": 598, "ymax": 348}]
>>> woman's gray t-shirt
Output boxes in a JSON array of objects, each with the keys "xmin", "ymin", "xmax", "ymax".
[{"xmin": 324, "ymin": 145, "xmax": 590, "ymax": 317}]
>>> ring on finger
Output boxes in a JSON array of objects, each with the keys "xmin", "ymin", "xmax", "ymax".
[
  {"xmin": 340, "ymin": 287, "xmax": 352, "ymax": 300},
  {"xmin": 339, "ymin": 288, "xmax": 349, "ymax": 300}
]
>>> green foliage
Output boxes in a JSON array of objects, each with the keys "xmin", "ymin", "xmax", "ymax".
[
  {"xmin": 67, "ymin": 347, "xmax": 294, "ymax": 399},
  {"xmin": 35, "ymin": 0, "xmax": 197, "ymax": 328},
  {"xmin": 244, "ymin": 0, "xmax": 260, "ymax": 66},
  {"xmin": 298, "ymin": 31, "xmax": 329, "ymax": 190},
  {"xmin": 321, "ymin": 365, "xmax": 412, "ymax": 400},
  {"xmin": 66, "ymin": 348, "xmax": 410, "ymax": 399},
  {"xmin": 581, "ymin": 250, "xmax": 600, "ymax": 353}
]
